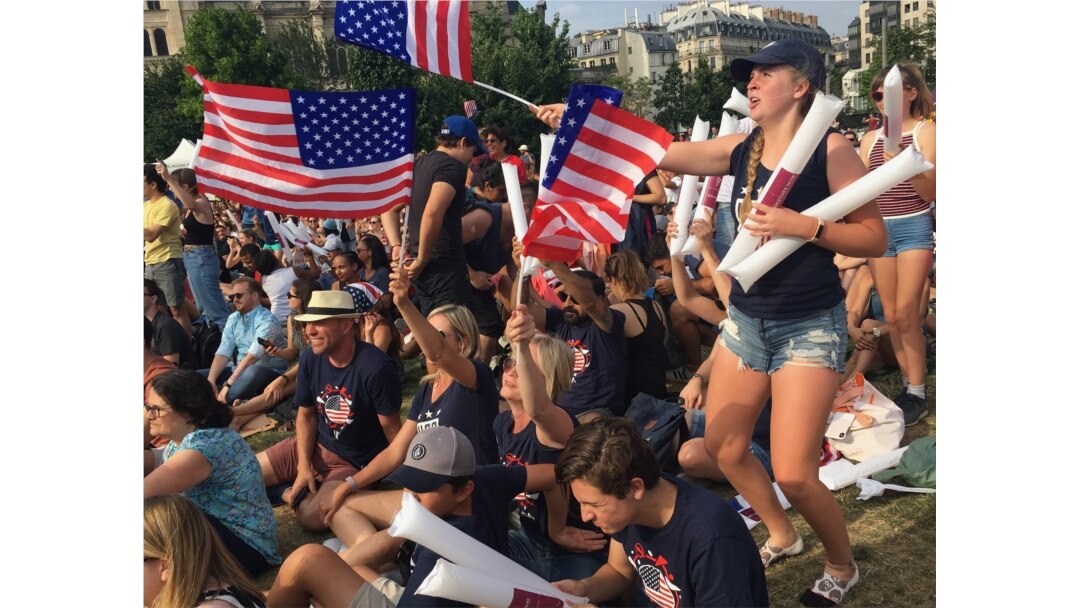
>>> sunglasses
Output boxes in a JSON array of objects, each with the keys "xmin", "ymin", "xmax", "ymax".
[
  {"xmin": 229, "ymin": 292, "xmax": 249, "ymax": 301},
  {"xmin": 871, "ymin": 86, "xmax": 914, "ymax": 102},
  {"xmin": 287, "ymin": 293, "xmax": 299, "ymax": 299},
  {"xmin": 556, "ymin": 291, "xmax": 577, "ymax": 304},
  {"xmin": 501, "ymin": 355, "xmax": 516, "ymax": 372}
]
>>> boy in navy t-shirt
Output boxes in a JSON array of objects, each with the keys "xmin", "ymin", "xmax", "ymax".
[
  {"xmin": 266, "ymin": 426, "xmax": 551, "ymax": 608},
  {"xmin": 552, "ymin": 418, "xmax": 769, "ymax": 607}
]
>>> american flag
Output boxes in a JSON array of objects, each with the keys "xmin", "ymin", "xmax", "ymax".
[
  {"xmin": 319, "ymin": 387, "xmax": 354, "ymax": 432},
  {"xmin": 640, "ymin": 564, "xmax": 679, "ymax": 608},
  {"xmin": 185, "ymin": 67, "xmax": 415, "ymax": 219},
  {"xmin": 463, "ymin": 99, "xmax": 478, "ymax": 118},
  {"xmin": 335, "ymin": 0, "xmax": 473, "ymax": 82},
  {"xmin": 522, "ymin": 84, "xmax": 673, "ymax": 263}
]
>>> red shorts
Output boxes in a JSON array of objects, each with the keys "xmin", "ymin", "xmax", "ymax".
[{"xmin": 263, "ymin": 436, "xmax": 360, "ymax": 485}]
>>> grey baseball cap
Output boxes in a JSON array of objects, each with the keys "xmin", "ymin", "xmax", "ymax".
[{"xmin": 386, "ymin": 426, "xmax": 476, "ymax": 493}]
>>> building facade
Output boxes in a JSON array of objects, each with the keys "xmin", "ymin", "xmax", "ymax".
[
  {"xmin": 858, "ymin": 0, "xmax": 934, "ymax": 69},
  {"xmin": 660, "ymin": 1, "xmax": 830, "ymax": 78}
]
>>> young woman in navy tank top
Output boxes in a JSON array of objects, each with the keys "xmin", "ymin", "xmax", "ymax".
[{"xmin": 534, "ymin": 40, "xmax": 887, "ymax": 605}]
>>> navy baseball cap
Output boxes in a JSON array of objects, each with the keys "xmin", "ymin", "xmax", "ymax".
[
  {"xmin": 440, "ymin": 115, "xmax": 487, "ymax": 156},
  {"xmin": 729, "ymin": 39, "xmax": 826, "ymax": 90}
]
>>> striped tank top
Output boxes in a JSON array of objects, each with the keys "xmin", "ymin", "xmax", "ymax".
[{"xmin": 868, "ymin": 121, "xmax": 931, "ymax": 217}]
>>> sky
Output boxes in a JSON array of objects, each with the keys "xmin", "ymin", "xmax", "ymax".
[{"xmin": 521, "ymin": 0, "xmax": 862, "ymax": 37}]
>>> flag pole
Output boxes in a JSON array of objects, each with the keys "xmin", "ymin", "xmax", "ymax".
[{"xmin": 472, "ymin": 80, "xmax": 538, "ymax": 111}]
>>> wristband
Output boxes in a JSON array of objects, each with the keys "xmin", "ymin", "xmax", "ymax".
[
  {"xmin": 808, "ymin": 218, "xmax": 826, "ymax": 243},
  {"xmin": 346, "ymin": 476, "xmax": 361, "ymax": 493},
  {"xmin": 690, "ymin": 373, "xmax": 703, "ymax": 383}
]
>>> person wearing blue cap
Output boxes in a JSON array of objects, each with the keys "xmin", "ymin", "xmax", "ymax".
[
  {"xmin": 388, "ymin": 115, "xmax": 487, "ymax": 317},
  {"xmin": 534, "ymin": 38, "xmax": 885, "ymax": 606}
]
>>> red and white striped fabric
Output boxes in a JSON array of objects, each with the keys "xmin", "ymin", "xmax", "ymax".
[
  {"xmin": 523, "ymin": 87, "xmax": 673, "ymax": 263},
  {"xmin": 185, "ymin": 67, "xmax": 414, "ymax": 219},
  {"xmin": 335, "ymin": 0, "xmax": 473, "ymax": 83}
]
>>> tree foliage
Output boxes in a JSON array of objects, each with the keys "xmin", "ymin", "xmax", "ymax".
[
  {"xmin": 271, "ymin": 19, "xmax": 329, "ymax": 89},
  {"xmin": 684, "ymin": 56, "xmax": 733, "ymax": 127},
  {"xmin": 144, "ymin": 58, "xmax": 202, "ymax": 162},
  {"xmin": 601, "ymin": 73, "xmax": 654, "ymax": 118},
  {"xmin": 176, "ymin": 6, "xmax": 290, "ymax": 122},
  {"xmin": 859, "ymin": 5, "xmax": 936, "ymax": 100},
  {"xmin": 651, "ymin": 63, "xmax": 686, "ymax": 133}
]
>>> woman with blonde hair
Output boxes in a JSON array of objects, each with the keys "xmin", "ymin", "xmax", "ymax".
[
  {"xmin": 144, "ymin": 494, "xmax": 266, "ymax": 608},
  {"xmin": 321, "ymin": 268, "xmax": 499, "ymax": 530},
  {"xmin": 604, "ymin": 250, "xmax": 669, "ymax": 403},
  {"xmin": 859, "ymin": 61, "xmax": 936, "ymax": 426},
  {"xmin": 535, "ymin": 38, "xmax": 886, "ymax": 605},
  {"xmin": 499, "ymin": 305, "xmax": 608, "ymax": 581}
]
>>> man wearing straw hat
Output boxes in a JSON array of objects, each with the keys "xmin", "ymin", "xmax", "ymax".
[{"xmin": 256, "ymin": 290, "xmax": 403, "ymax": 532}]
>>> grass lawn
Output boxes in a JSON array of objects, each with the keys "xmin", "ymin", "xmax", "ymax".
[{"xmin": 246, "ymin": 355, "xmax": 936, "ymax": 607}]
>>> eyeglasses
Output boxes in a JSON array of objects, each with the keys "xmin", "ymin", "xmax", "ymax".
[
  {"xmin": 230, "ymin": 292, "xmax": 249, "ymax": 301},
  {"xmin": 144, "ymin": 403, "xmax": 171, "ymax": 417},
  {"xmin": 437, "ymin": 329, "xmax": 460, "ymax": 340}
]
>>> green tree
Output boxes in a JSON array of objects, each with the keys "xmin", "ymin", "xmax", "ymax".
[
  {"xmin": 176, "ymin": 6, "xmax": 291, "ymax": 122},
  {"xmin": 144, "ymin": 58, "xmax": 203, "ymax": 162},
  {"xmin": 601, "ymin": 73, "xmax": 653, "ymax": 117},
  {"xmin": 271, "ymin": 19, "xmax": 329, "ymax": 89},
  {"xmin": 652, "ymin": 63, "xmax": 686, "ymax": 134},
  {"xmin": 859, "ymin": 5, "xmax": 936, "ymax": 100},
  {"xmin": 684, "ymin": 56, "xmax": 733, "ymax": 127}
]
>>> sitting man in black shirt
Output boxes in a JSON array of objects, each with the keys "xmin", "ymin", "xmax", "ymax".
[
  {"xmin": 256, "ymin": 290, "xmax": 403, "ymax": 532},
  {"xmin": 513, "ymin": 252, "xmax": 628, "ymax": 420}
]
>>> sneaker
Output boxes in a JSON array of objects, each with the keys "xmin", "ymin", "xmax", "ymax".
[
  {"xmin": 896, "ymin": 392, "xmax": 928, "ymax": 427},
  {"xmin": 666, "ymin": 366, "xmax": 693, "ymax": 382}
]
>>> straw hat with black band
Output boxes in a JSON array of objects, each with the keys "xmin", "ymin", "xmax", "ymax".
[{"xmin": 294, "ymin": 291, "xmax": 362, "ymax": 322}]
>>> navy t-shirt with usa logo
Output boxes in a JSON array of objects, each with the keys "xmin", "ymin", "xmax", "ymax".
[
  {"xmin": 545, "ymin": 307, "xmax": 628, "ymax": 417},
  {"xmin": 294, "ymin": 339, "xmax": 402, "ymax": 469},
  {"xmin": 407, "ymin": 359, "xmax": 499, "ymax": 465},
  {"xmin": 612, "ymin": 475, "xmax": 769, "ymax": 608}
]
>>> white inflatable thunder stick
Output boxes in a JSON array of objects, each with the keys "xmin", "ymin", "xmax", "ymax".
[
  {"xmin": 727, "ymin": 147, "xmax": 934, "ymax": 291},
  {"xmin": 262, "ymin": 211, "xmax": 295, "ymax": 264},
  {"xmin": 416, "ymin": 559, "xmax": 569, "ymax": 608},
  {"xmin": 819, "ymin": 446, "xmax": 909, "ymax": 491},
  {"xmin": 678, "ymin": 174, "xmax": 722, "ymax": 258},
  {"xmin": 716, "ymin": 111, "xmax": 740, "ymax": 137},
  {"xmin": 883, "ymin": 65, "xmax": 904, "ymax": 155},
  {"xmin": 187, "ymin": 139, "xmax": 203, "ymax": 170},
  {"xmin": 503, "ymin": 163, "xmax": 540, "ymax": 284},
  {"xmin": 667, "ymin": 116, "xmax": 710, "ymax": 258},
  {"xmin": 723, "ymin": 88, "xmax": 750, "ymax": 116},
  {"xmin": 387, "ymin": 492, "xmax": 588, "ymax": 605},
  {"xmin": 717, "ymin": 93, "xmax": 846, "ymax": 271}
]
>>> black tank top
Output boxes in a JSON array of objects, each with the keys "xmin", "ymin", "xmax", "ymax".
[
  {"xmin": 624, "ymin": 298, "xmax": 668, "ymax": 402},
  {"xmin": 726, "ymin": 127, "xmax": 844, "ymax": 319},
  {"xmin": 182, "ymin": 208, "xmax": 215, "ymax": 246}
]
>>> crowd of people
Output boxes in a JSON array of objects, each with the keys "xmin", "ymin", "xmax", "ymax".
[{"xmin": 143, "ymin": 39, "xmax": 935, "ymax": 608}]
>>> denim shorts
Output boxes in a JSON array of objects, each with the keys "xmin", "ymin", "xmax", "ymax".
[
  {"xmin": 883, "ymin": 211, "xmax": 934, "ymax": 257},
  {"xmin": 685, "ymin": 409, "xmax": 774, "ymax": 479},
  {"xmin": 719, "ymin": 301, "xmax": 847, "ymax": 375}
]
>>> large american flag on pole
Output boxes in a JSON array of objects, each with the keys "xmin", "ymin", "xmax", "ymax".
[
  {"xmin": 335, "ymin": 0, "xmax": 473, "ymax": 82},
  {"xmin": 522, "ymin": 84, "xmax": 674, "ymax": 263},
  {"xmin": 185, "ymin": 67, "xmax": 414, "ymax": 219}
]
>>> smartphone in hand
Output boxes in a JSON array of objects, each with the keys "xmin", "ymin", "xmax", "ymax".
[{"xmin": 257, "ymin": 337, "xmax": 274, "ymax": 348}]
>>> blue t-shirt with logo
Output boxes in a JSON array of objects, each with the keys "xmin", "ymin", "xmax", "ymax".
[
  {"xmin": 612, "ymin": 474, "xmax": 768, "ymax": 607},
  {"xmin": 398, "ymin": 465, "xmax": 527, "ymax": 607},
  {"xmin": 545, "ymin": 307, "xmax": 628, "ymax": 416},
  {"xmin": 407, "ymin": 359, "xmax": 499, "ymax": 465},
  {"xmin": 294, "ymin": 339, "xmax": 402, "ymax": 468}
]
